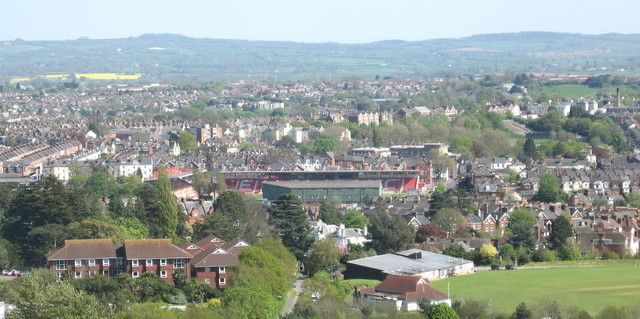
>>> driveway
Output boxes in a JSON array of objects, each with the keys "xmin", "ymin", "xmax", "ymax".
[{"xmin": 280, "ymin": 274, "xmax": 305, "ymax": 317}]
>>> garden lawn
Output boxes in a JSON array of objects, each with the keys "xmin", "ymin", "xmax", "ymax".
[{"xmin": 431, "ymin": 263, "xmax": 640, "ymax": 314}]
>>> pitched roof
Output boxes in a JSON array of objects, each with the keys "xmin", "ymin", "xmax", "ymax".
[
  {"xmin": 359, "ymin": 274, "xmax": 449, "ymax": 302},
  {"xmin": 46, "ymin": 239, "xmax": 118, "ymax": 260},
  {"xmin": 124, "ymin": 239, "xmax": 192, "ymax": 259},
  {"xmin": 220, "ymin": 238, "xmax": 250, "ymax": 256},
  {"xmin": 194, "ymin": 234, "xmax": 226, "ymax": 250},
  {"xmin": 192, "ymin": 247, "xmax": 240, "ymax": 268},
  {"xmin": 376, "ymin": 275, "xmax": 426, "ymax": 293}
]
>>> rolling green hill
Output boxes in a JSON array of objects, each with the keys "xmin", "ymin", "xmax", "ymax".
[{"xmin": 2, "ymin": 32, "xmax": 640, "ymax": 82}]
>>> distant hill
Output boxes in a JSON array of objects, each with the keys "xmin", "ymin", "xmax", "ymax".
[{"xmin": 1, "ymin": 32, "xmax": 640, "ymax": 82}]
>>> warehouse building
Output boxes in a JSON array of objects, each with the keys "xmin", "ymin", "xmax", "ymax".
[
  {"xmin": 345, "ymin": 249, "xmax": 474, "ymax": 281},
  {"xmin": 262, "ymin": 180, "xmax": 381, "ymax": 204}
]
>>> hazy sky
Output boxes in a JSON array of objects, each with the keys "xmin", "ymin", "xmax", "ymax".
[{"xmin": 2, "ymin": 0, "xmax": 639, "ymax": 43}]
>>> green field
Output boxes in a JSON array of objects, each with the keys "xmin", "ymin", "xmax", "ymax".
[
  {"xmin": 431, "ymin": 264, "xmax": 640, "ymax": 314},
  {"xmin": 532, "ymin": 84, "xmax": 640, "ymax": 100}
]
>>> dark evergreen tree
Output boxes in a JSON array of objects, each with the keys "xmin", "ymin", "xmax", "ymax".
[
  {"xmin": 156, "ymin": 169, "xmax": 179, "ymax": 241},
  {"xmin": 511, "ymin": 302, "xmax": 532, "ymax": 319},
  {"xmin": 548, "ymin": 214, "xmax": 573, "ymax": 250},
  {"xmin": 268, "ymin": 194, "xmax": 313, "ymax": 260},
  {"xmin": 536, "ymin": 173, "xmax": 563, "ymax": 203},
  {"xmin": 522, "ymin": 137, "xmax": 538, "ymax": 162},
  {"xmin": 318, "ymin": 200, "xmax": 343, "ymax": 225},
  {"xmin": 2, "ymin": 176, "xmax": 88, "ymax": 266},
  {"xmin": 367, "ymin": 212, "xmax": 415, "ymax": 254},
  {"xmin": 507, "ymin": 208, "xmax": 537, "ymax": 250},
  {"xmin": 372, "ymin": 124, "xmax": 384, "ymax": 147}
]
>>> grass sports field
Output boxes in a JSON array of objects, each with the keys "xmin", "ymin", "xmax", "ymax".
[{"xmin": 431, "ymin": 263, "xmax": 640, "ymax": 314}]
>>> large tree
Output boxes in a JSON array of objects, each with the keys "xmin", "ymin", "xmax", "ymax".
[
  {"xmin": 194, "ymin": 190, "xmax": 251, "ymax": 241},
  {"xmin": 269, "ymin": 194, "xmax": 314, "ymax": 260},
  {"xmin": 367, "ymin": 212, "xmax": 415, "ymax": 254},
  {"xmin": 177, "ymin": 130, "xmax": 198, "ymax": 152},
  {"xmin": 312, "ymin": 133, "xmax": 338, "ymax": 155},
  {"xmin": 522, "ymin": 137, "xmax": 538, "ymax": 162},
  {"xmin": 548, "ymin": 214, "xmax": 574, "ymax": 250},
  {"xmin": 318, "ymin": 200, "xmax": 343, "ymax": 225},
  {"xmin": 536, "ymin": 173, "xmax": 564, "ymax": 203},
  {"xmin": 507, "ymin": 208, "xmax": 537, "ymax": 250},
  {"xmin": 9, "ymin": 269, "xmax": 112, "ymax": 319},
  {"xmin": 372, "ymin": 124, "xmax": 384, "ymax": 147},
  {"xmin": 156, "ymin": 168, "xmax": 179, "ymax": 241},
  {"xmin": 305, "ymin": 239, "xmax": 341, "ymax": 275},
  {"xmin": 432, "ymin": 208, "xmax": 466, "ymax": 233},
  {"xmin": 2, "ymin": 176, "xmax": 88, "ymax": 266}
]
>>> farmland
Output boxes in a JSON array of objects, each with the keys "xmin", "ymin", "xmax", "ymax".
[{"xmin": 431, "ymin": 263, "xmax": 640, "ymax": 314}]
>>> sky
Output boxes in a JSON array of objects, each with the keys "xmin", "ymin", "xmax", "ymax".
[{"xmin": 2, "ymin": 0, "xmax": 640, "ymax": 43}]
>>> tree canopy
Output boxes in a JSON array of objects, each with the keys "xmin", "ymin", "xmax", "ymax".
[
  {"xmin": 367, "ymin": 212, "xmax": 415, "ymax": 254},
  {"xmin": 536, "ymin": 173, "xmax": 564, "ymax": 203},
  {"xmin": 269, "ymin": 194, "xmax": 314, "ymax": 260}
]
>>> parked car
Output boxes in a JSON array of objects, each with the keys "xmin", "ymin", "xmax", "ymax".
[
  {"xmin": 10, "ymin": 270, "xmax": 21, "ymax": 276},
  {"xmin": 18, "ymin": 271, "xmax": 31, "ymax": 277},
  {"xmin": 1, "ymin": 269, "xmax": 11, "ymax": 276},
  {"xmin": 505, "ymin": 264, "xmax": 517, "ymax": 270},
  {"xmin": 491, "ymin": 264, "xmax": 502, "ymax": 270}
]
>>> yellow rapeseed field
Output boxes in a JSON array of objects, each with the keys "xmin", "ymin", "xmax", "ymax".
[{"xmin": 11, "ymin": 73, "xmax": 143, "ymax": 82}]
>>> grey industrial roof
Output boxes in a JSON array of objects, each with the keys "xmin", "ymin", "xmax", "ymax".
[
  {"xmin": 347, "ymin": 249, "xmax": 473, "ymax": 276},
  {"xmin": 263, "ymin": 180, "xmax": 381, "ymax": 189}
]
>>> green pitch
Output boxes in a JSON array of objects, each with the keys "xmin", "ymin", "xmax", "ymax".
[{"xmin": 431, "ymin": 263, "xmax": 640, "ymax": 314}]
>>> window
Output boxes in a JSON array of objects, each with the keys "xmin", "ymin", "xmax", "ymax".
[
  {"xmin": 88, "ymin": 271, "xmax": 96, "ymax": 277},
  {"xmin": 88, "ymin": 259, "xmax": 96, "ymax": 266},
  {"xmin": 74, "ymin": 259, "xmax": 82, "ymax": 267},
  {"xmin": 56, "ymin": 260, "xmax": 67, "ymax": 270},
  {"xmin": 219, "ymin": 266, "xmax": 226, "ymax": 274},
  {"xmin": 102, "ymin": 259, "xmax": 110, "ymax": 266},
  {"xmin": 132, "ymin": 271, "xmax": 139, "ymax": 278},
  {"xmin": 131, "ymin": 260, "xmax": 139, "ymax": 267},
  {"xmin": 219, "ymin": 277, "xmax": 226, "ymax": 285},
  {"xmin": 146, "ymin": 259, "xmax": 153, "ymax": 266},
  {"xmin": 204, "ymin": 267, "xmax": 211, "ymax": 272},
  {"xmin": 102, "ymin": 270, "xmax": 109, "ymax": 276},
  {"xmin": 57, "ymin": 272, "xmax": 65, "ymax": 279},
  {"xmin": 115, "ymin": 258, "xmax": 124, "ymax": 268},
  {"xmin": 74, "ymin": 271, "xmax": 82, "ymax": 279},
  {"xmin": 174, "ymin": 259, "xmax": 185, "ymax": 269},
  {"xmin": 160, "ymin": 270, "xmax": 167, "ymax": 278},
  {"xmin": 204, "ymin": 278, "xmax": 211, "ymax": 284},
  {"xmin": 160, "ymin": 259, "xmax": 167, "ymax": 266}
]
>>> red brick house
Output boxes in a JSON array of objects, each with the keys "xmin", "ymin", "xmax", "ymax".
[
  {"xmin": 45, "ymin": 238, "xmax": 192, "ymax": 283},
  {"xmin": 190, "ymin": 238, "xmax": 250, "ymax": 289},
  {"xmin": 45, "ymin": 239, "xmax": 121, "ymax": 280},
  {"xmin": 46, "ymin": 236, "xmax": 248, "ymax": 289},
  {"xmin": 123, "ymin": 239, "xmax": 193, "ymax": 281}
]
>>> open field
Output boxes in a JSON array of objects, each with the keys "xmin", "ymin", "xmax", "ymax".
[
  {"xmin": 532, "ymin": 84, "xmax": 640, "ymax": 100},
  {"xmin": 431, "ymin": 263, "xmax": 640, "ymax": 314}
]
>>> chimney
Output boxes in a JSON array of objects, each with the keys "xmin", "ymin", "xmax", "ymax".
[
  {"xmin": 617, "ymin": 87, "xmax": 621, "ymax": 107},
  {"xmin": 363, "ymin": 225, "xmax": 368, "ymax": 236}
]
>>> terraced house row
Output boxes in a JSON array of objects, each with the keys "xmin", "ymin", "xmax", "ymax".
[{"xmin": 44, "ymin": 236, "xmax": 249, "ymax": 289}]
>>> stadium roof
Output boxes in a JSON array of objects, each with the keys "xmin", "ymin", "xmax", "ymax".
[{"xmin": 263, "ymin": 180, "xmax": 381, "ymax": 189}]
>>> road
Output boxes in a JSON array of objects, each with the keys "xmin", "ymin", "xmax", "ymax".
[{"xmin": 280, "ymin": 274, "xmax": 305, "ymax": 317}]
